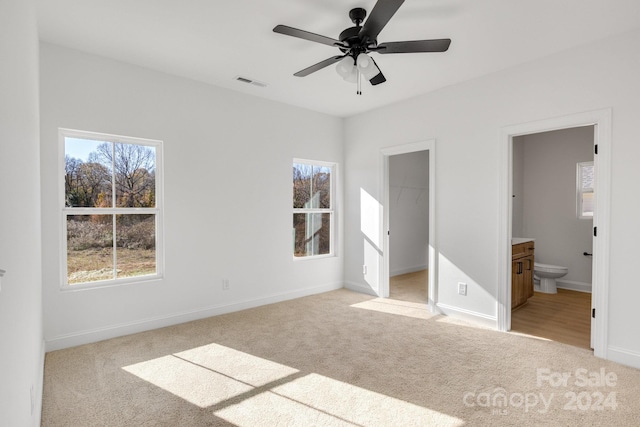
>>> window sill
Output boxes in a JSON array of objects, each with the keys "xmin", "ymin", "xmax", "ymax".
[
  {"xmin": 293, "ymin": 254, "xmax": 335, "ymax": 262},
  {"xmin": 60, "ymin": 274, "xmax": 163, "ymax": 292}
]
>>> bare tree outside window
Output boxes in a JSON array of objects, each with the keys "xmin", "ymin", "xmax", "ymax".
[
  {"xmin": 93, "ymin": 143, "xmax": 156, "ymax": 208},
  {"xmin": 293, "ymin": 161, "xmax": 334, "ymax": 257},
  {"xmin": 63, "ymin": 132, "xmax": 161, "ymax": 286}
]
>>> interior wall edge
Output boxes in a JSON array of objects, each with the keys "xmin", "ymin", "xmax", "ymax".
[
  {"xmin": 435, "ymin": 303, "xmax": 498, "ymax": 329},
  {"xmin": 555, "ymin": 279, "xmax": 592, "ymax": 293},
  {"xmin": 390, "ymin": 265, "xmax": 427, "ymax": 277},
  {"xmin": 344, "ymin": 281, "xmax": 378, "ymax": 297},
  {"xmin": 607, "ymin": 346, "xmax": 640, "ymax": 370}
]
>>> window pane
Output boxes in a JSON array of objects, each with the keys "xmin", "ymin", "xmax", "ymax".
[
  {"xmin": 312, "ymin": 165, "xmax": 331, "ymax": 209},
  {"xmin": 64, "ymin": 138, "xmax": 112, "ymax": 207},
  {"xmin": 115, "ymin": 143, "xmax": 156, "ymax": 207},
  {"xmin": 293, "ymin": 163, "xmax": 331, "ymax": 209},
  {"xmin": 580, "ymin": 163, "xmax": 594, "ymax": 190},
  {"xmin": 293, "ymin": 163, "xmax": 312, "ymax": 208},
  {"xmin": 67, "ymin": 215, "xmax": 114, "ymax": 284},
  {"xmin": 116, "ymin": 214, "xmax": 156, "ymax": 279},
  {"xmin": 293, "ymin": 213, "xmax": 331, "ymax": 257},
  {"xmin": 582, "ymin": 192, "xmax": 594, "ymax": 217}
]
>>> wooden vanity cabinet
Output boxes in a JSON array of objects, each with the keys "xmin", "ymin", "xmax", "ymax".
[{"xmin": 512, "ymin": 241, "xmax": 534, "ymax": 309}]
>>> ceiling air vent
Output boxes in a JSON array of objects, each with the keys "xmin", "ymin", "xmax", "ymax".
[{"xmin": 234, "ymin": 76, "xmax": 268, "ymax": 88}]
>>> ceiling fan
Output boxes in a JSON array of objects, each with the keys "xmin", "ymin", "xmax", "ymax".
[{"xmin": 273, "ymin": 0, "xmax": 451, "ymax": 94}]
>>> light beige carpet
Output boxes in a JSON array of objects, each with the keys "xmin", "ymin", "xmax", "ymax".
[
  {"xmin": 42, "ymin": 289, "xmax": 640, "ymax": 426},
  {"xmin": 389, "ymin": 270, "xmax": 428, "ymax": 304}
]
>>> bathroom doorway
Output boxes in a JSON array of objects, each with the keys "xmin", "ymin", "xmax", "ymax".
[
  {"xmin": 380, "ymin": 140, "xmax": 437, "ymax": 311},
  {"xmin": 498, "ymin": 109, "xmax": 612, "ymax": 358},
  {"xmin": 510, "ymin": 126, "xmax": 593, "ymax": 349}
]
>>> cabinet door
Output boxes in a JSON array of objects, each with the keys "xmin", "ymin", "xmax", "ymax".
[
  {"xmin": 524, "ymin": 256, "xmax": 534, "ymax": 298},
  {"xmin": 512, "ymin": 260, "xmax": 524, "ymax": 308}
]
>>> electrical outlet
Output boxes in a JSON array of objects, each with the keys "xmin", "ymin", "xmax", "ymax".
[
  {"xmin": 458, "ymin": 282, "xmax": 467, "ymax": 296},
  {"xmin": 222, "ymin": 279, "xmax": 230, "ymax": 291}
]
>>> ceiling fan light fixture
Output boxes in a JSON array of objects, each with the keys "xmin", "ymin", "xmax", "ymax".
[
  {"xmin": 356, "ymin": 53, "xmax": 379, "ymax": 80},
  {"xmin": 336, "ymin": 56, "xmax": 355, "ymax": 78},
  {"xmin": 343, "ymin": 66, "xmax": 358, "ymax": 83}
]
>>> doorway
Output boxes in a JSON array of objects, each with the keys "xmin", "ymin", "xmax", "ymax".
[
  {"xmin": 510, "ymin": 127, "xmax": 594, "ymax": 349},
  {"xmin": 498, "ymin": 110, "xmax": 611, "ymax": 358},
  {"xmin": 388, "ymin": 150, "xmax": 429, "ymax": 304},
  {"xmin": 380, "ymin": 140, "xmax": 437, "ymax": 311}
]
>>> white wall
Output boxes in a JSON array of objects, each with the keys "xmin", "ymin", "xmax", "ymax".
[
  {"xmin": 0, "ymin": 0, "xmax": 44, "ymax": 425},
  {"xmin": 344, "ymin": 28, "xmax": 640, "ymax": 366},
  {"xmin": 40, "ymin": 44, "xmax": 344, "ymax": 350},
  {"xmin": 389, "ymin": 151, "xmax": 429, "ymax": 276},
  {"xmin": 515, "ymin": 127, "xmax": 594, "ymax": 289}
]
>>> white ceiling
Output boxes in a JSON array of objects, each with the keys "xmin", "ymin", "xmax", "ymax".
[{"xmin": 36, "ymin": 0, "xmax": 640, "ymax": 117}]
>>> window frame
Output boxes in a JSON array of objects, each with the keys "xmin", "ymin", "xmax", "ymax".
[
  {"xmin": 59, "ymin": 128, "xmax": 164, "ymax": 290},
  {"xmin": 292, "ymin": 158, "xmax": 336, "ymax": 260},
  {"xmin": 577, "ymin": 161, "xmax": 594, "ymax": 220}
]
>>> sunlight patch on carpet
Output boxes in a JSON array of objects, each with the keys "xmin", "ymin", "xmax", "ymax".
[
  {"xmin": 216, "ymin": 373, "xmax": 464, "ymax": 426},
  {"xmin": 123, "ymin": 343, "xmax": 299, "ymax": 408},
  {"xmin": 124, "ymin": 344, "xmax": 463, "ymax": 426},
  {"xmin": 175, "ymin": 343, "xmax": 299, "ymax": 387},
  {"xmin": 350, "ymin": 298, "xmax": 438, "ymax": 320},
  {"xmin": 215, "ymin": 390, "xmax": 358, "ymax": 426},
  {"xmin": 123, "ymin": 355, "xmax": 252, "ymax": 408}
]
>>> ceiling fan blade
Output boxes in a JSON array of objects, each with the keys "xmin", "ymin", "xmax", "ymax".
[
  {"xmin": 294, "ymin": 55, "xmax": 346, "ymax": 77},
  {"xmin": 376, "ymin": 39, "xmax": 451, "ymax": 54},
  {"xmin": 359, "ymin": 0, "xmax": 405, "ymax": 42},
  {"xmin": 369, "ymin": 57, "xmax": 387, "ymax": 86},
  {"xmin": 273, "ymin": 25, "xmax": 344, "ymax": 48}
]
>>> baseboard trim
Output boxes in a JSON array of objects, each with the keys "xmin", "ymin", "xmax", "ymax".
[
  {"xmin": 607, "ymin": 346, "xmax": 640, "ymax": 370},
  {"xmin": 45, "ymin": 282, "xmax": 343, "ymax": 352},
  {"xmin": 556, "ymin": 279, "xmax": 592, "ymax": 293},
  {"xmin": 436, "ymin": 303, "xmax": 497, "ymax": 328},
  {"xmin": 344, "ymin": 281, "xmax": 378, "ymax": 296},
  {"xmin": 390, "ymin": 265, "xmax": 427, "ymax": 277}
]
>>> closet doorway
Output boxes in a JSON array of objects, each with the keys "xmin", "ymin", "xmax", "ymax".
[{"xmin": 381, "ymin": 140, "xmax": 436, "ymax": 310}]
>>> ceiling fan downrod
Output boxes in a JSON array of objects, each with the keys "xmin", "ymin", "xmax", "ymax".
[{"xmin": 349, "ymin": 8, "xmax": 367, "ymax": 27}]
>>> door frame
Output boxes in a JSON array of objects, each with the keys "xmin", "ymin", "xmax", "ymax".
[
  {"xmin": 380, "ymin": 139, "xmax": 437, "ymax": 311},
  {"xmin": 498, "ymin": 109, "xmax": 611, "ymax": 358}
]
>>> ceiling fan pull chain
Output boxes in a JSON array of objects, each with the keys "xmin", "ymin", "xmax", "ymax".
[{"xmin": 357, "ymin": 69, "xmax": 362, "ymax": 95}]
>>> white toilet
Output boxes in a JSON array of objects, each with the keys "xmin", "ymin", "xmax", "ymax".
[{"xmin": 533, "ymin": 263, "xmax": 568, "ymax": 294}]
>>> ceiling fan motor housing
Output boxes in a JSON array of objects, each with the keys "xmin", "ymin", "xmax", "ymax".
[
  {"xmin": 349, "ymin": 8, "xmax": 367, "ymax": 25},
  {"xmin": 340, "ymin": 9, "xmax": 376, "ymax": 56}
]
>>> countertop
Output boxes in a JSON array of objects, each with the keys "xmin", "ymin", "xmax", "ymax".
[{"xmin": 511, "ymin": 237, "xmax": 535, "ymax": 245}]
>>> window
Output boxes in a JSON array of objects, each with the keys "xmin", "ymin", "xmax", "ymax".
[
  {"xmin": 292, "ymin": 160, "xmax": 335, "ymax": 258},
  {"xmin": 61, "ymin": 129, "xmax": 163, "ymax": 287},
  {"xmin": 577, "ymin": 161, "xmax": 594, "ymax": 219}
]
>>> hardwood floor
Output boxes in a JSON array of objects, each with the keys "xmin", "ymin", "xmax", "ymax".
[
  {"xmin": 511, "ymin": 288, "xmax": 592, "ymax": 349},
  {"xmin": 390, "ymin": 272, "xmax": 591, "ymax": 349},
  {"xmin": 389, "ymin": 270, "xmax": 427, "ymax": 304}
]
